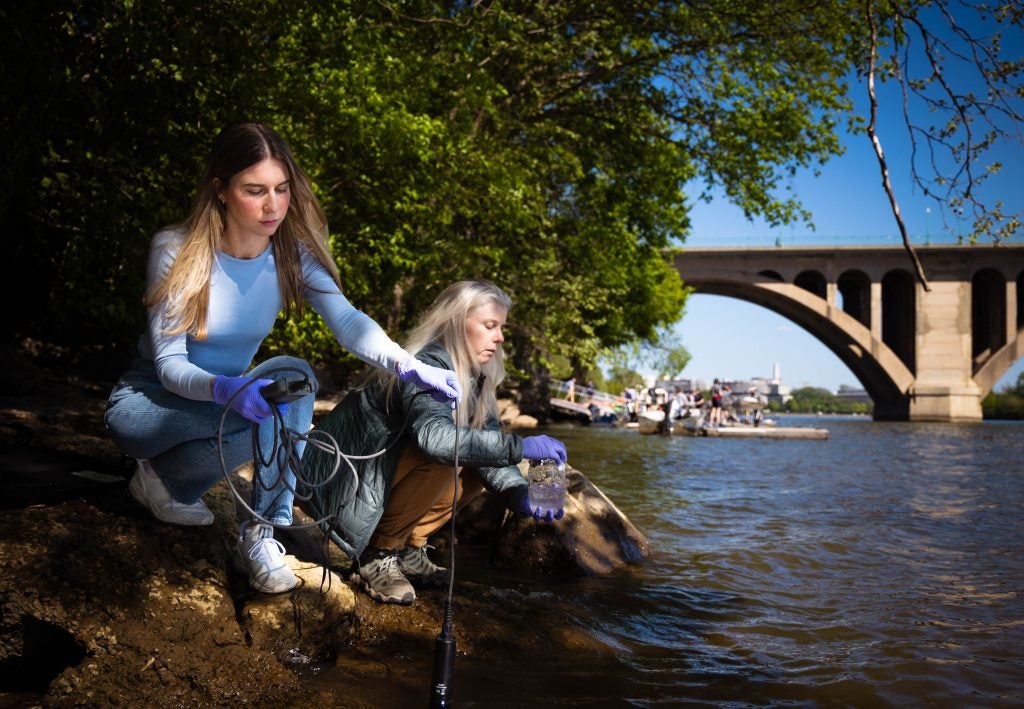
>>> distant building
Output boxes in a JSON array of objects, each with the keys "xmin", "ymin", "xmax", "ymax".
[
  {"xmin": 836, "ymin": 384, "xmax": 871, "ymax": 404},
  {"xmin": 738, "ymin": 376, "xmax": 789, "ymax": 405},
  {"xmin": 661, "ymin": 377, "xmax": 707, "ymax": 394},
  {"xmin": 668, "ymin": 362, "xmax": 794, "ymax": 404},
  {"xmin": 766, "ymin": 382, "xmax": 793, "ymax": 405},
  {"xmin": 755, "ymin": 362, "xmax": 793, "ymax": 405},
  {"xmin": 731, "ymin": 378, "xmax": 754, "ymax": 393}
]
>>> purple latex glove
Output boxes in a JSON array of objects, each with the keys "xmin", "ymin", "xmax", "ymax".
[
  {"xmin": 515, "ymin": 494, "xmax": 564, "ymax": 523},
  {"xmin": 396, "ymin": 356, "xmax": 462, "ymax": 406},
  {"xmin": 521, "ymin": 435, "xmax": 568, "ymax": 466},
  {"xmin": 212, "ymin": 375, "xmax": 275, "ymax": 424}
]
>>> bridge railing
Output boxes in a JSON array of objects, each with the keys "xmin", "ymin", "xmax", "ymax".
[
  {"xmin": 551, "ymin": 380, "xmax": 627, "ymax": 412},
  {"xmin": 683, "ymin": 232, "xmax": 972, "ymax": 248}
]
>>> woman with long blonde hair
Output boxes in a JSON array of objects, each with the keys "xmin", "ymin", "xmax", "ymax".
[
  {"xmin": 304, "ymin": 280, "xmax": 568, "ymax": 605},
  {"xmin": 105, "ymin": 122, "xmax": 459, "ymax": 595}
]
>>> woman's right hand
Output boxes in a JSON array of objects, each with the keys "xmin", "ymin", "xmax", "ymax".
[
  {"xmin": 212, "ymin": 375, "xmax": 275, "ymax": 424},
  {"xmin": 521, "ymin": 435, "xmax": 567, "ymax": 466}
]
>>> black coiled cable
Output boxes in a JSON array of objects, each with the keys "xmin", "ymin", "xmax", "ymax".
[{"xmin": 215, "ymin": 366, "xmax": 382, "ymax": 530}]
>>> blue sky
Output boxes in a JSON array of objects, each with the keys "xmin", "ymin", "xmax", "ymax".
[{"xmin": 669, "ymin": 49, "xmax": 1023, "ymax": 393}]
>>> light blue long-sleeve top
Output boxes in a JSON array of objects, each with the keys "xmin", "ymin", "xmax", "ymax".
[{"xmin": 138, "ymin": 227, "xmax": 407, "ymax": 401}]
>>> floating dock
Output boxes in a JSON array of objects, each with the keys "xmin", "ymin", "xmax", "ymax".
[{"xmin": 696, "ymin": 426, "xmax": 828, "ymax": 440}]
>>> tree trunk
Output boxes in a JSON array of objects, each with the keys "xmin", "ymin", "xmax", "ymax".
[{"xmin": 508, "ymin": 332, "xmax": 552, "ymax": 422}]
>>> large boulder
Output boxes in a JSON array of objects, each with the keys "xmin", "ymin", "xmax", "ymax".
[
  {"xmin": 449, "ymin": 463, "xmax": 650, "ymax": 576},
  {"xmin": 497, "ymin": 397, "xmax": 538, "ymax": 429}
]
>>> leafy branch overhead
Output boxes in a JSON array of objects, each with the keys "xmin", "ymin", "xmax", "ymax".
[
  {"xmin": 861, "ymin": 0, "xmax": 1023, "ymax": 290},
  {"xmin": 1, "ymin": 1, "xmax": 1019, "ymax": 400}
]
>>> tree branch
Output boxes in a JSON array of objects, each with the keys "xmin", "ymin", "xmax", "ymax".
[{"xmin": 865, "ymin": 0, "xmax": 930, "ymax": 290}]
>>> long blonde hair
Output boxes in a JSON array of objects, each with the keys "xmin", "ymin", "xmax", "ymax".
[
  {"xmin": 145, "ymin": 122, "xmax": 339, "ymax": 338},
  {"xmin": 382, "ymin": 280, "xmax": 512, "ymax": 428}
]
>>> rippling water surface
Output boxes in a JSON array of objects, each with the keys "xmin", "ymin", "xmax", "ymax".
[{"xmin": 335, "ymin": 417, "xmax": 1024, "ymax": 707}]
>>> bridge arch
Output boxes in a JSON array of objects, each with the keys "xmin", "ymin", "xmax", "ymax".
[
  {"xmin": 974, "ymin": 329, "xmax": 1024, "ymax": 395},
  {"xmin": 837, "ymin": 269, "xmax": 871, "ymax": 328},
  {"xmin": 972, "ymin": 268, "xmax": 1006, "ymax": 365},
  {"xmin": 1018, "ymin": 271, "xmax": 1024, "ymax": 330},
  {"xmin": 674, "ymin": 244, "xmax": 1024, "ymax": 421},
  {"xmin": 679, "ymin": 279, "xmax": 914, "ymax": 419},
  {"xmin": 973, "ymin": 264, "xmax": 1023, "ymax": 396},
  {"xmin": 795, "ymin": 270, "xmax": 827, "ymax": 298},
  {"xmin": 882, "ymin": 269, "xmax": 916, "ymax": 374}
]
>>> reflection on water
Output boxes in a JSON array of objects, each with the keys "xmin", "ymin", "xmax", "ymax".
[{"xmin": 340, "ymin": 417, "xmax": 1024, "ymax": 707}]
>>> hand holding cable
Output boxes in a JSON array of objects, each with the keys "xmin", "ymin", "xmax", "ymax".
[
  {"xmin": 397, "ymin": 356, "xmax": 462, "ymax": 406},
  {"xmin": 212, "ymin": 375, "xmax": 284, "ymax": 424}
]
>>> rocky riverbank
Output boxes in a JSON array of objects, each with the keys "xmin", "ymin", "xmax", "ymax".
[{"xmin": 0, "ymin": 349, "xmax": 648, "ymax": 707}]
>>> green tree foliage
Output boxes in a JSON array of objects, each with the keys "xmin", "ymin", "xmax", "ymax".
[
  {"xmin": 600, "ymin": 327, "xmax": 692, "ymax": 383},
  {"xmin": 1, "ymin": 0, "xmax": 295, "ymax": 369},
  {"xmin": 780, "ymin": 386, "xmax": 873, "ymax": 415},
  {"xmin": 983, "ymin": 372, "xmax": 1024, "ymax": 420},
  {"xmin": 604, "ymin": 366, "xmax": 648, "ymax": 396},
  {"xmin": 6, "ymin": 1, "xmax": 992, "ymax": 413}
]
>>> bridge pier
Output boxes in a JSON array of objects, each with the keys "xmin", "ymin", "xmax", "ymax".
[
  {"xmin": 905, "ymin": 383, "xmax": 984, "ymax": 422},
  {"xmin": 904, "ymin": 279, "xmax": 983, "ymax": 422}
]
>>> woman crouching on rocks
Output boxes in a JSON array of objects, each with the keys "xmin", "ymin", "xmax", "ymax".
[
  {"xmin": 103, "ymin": 122, "xmax": 460, "ymax": 597},
  {"xmin": 303, "ymin": 280, "xmax": 568, "ymax": 604}
]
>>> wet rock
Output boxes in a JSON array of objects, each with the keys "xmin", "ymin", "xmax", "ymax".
[
  {"xmin": 452, "ymin": 464, "xmax": 650, "ymax": 576},
  {"xmin": 0, "ymin": 490, "xmax": 309, "ymax": 706},
  {"xmin": 235, "ymin": 557, "xmax": 356, "ymax": 662},
  {"xmin": 224, "ymin": 467, "xmax": 357, "ymax": 662},
  {"xmin": 498, "ymin": 397, "xmax": 540, "ymax": 429}
]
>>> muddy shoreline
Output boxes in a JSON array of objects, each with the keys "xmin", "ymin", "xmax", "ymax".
[{"xmin": 0, "ymin": 352, "xmax": 626, "ymax": 707}]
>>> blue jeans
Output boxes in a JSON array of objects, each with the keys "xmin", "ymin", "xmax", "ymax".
[{"xmin": 104, "ymin": 355, "xmax": 318, "ymax": 526}]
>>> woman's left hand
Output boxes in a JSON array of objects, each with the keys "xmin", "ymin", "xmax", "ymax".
[
  {"xmin": 397, "ymin": 357, "xmax": 462, "ymax": 406},
  {"xmin": 521, "ymin": 435, "xmax": 568, "ymax": 466}
]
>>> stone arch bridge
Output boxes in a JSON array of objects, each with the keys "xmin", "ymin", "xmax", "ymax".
[{"xmin": 674, "ymin": 245, "xmax": 1024, "ymax": 421}]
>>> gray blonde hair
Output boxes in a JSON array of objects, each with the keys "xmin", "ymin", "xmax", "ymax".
[{"xmin": 383, "ymin": 280, "xmax": 512, "ymax": 428}]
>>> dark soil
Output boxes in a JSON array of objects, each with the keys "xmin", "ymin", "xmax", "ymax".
[{"xmin": 0, "ymin": 347, "xmax": 609, "ymax": 707}]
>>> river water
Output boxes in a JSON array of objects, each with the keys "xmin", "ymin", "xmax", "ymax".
[{"xmin": 330, "ymin": 416, "xmax": 1024, "ymax": 707}]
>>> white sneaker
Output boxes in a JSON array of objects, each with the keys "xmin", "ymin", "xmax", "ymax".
[
  {"xmin": 234, "ymin": 522, "xmax": 297, "ymax": 594},
  {"xmin": 128, "ymin": 459, "xmax": 214, "ymax": 526}
]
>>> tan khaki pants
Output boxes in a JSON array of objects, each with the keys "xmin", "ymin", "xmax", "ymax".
[{"xmin": 369, "ymin": 444, "xmax": 486, "ymax": 550}]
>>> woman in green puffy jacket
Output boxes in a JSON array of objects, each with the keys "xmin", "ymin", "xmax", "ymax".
[{"xmin": 303, "ymin": 280, "xmax": 568, "ymax": 604}]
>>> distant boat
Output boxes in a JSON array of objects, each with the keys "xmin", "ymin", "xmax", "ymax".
[
  {"xmin": 638, "ymin": 391, "xmax": 775, "ymax": 436},
  {"xmin": 636, "ymin": 409, "xmax": 665, "ymax": 435},
  {"xmin": 637, "ymin": 404, "xmax": 827, "ymax": 439},
  {"xmin": 637, "ymin": 408, "xmax": 705, "ymax": 435}
]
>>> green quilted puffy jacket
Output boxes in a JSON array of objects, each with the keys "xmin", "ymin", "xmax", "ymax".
[{"xmin": 302, "ymin": 342, "xmax": 530, "ymax": 560}]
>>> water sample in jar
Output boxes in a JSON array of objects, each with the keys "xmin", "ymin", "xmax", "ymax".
[{"xmin": 527, "ymin": 459, "xmax": 566, "ymax": 517}]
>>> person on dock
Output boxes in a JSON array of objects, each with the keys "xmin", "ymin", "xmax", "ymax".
[
  {"xmin": 708, "ymin": 379, "xmax": 724, "ymax": 427},
  {"xmin": 303, "ymin": 280, "xmax": 569, "ymax": 605},
  {"xmin": 667, "ymin": 387, "xmax": 687, "ymax": 422},
  {"xmin": 692, "ymin": 388, "xmax": 706, "ymax": 412},
  {"xmin": 563, "ymin": 376, "xmax": 576, "ymax": 402},
  {"xmin": 623, "ymin": 386, "xmax": 638, "ymax": 421},
  {"xmin": 104, "ymin": 122, "xmax": 460, "ymax": 596}
]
